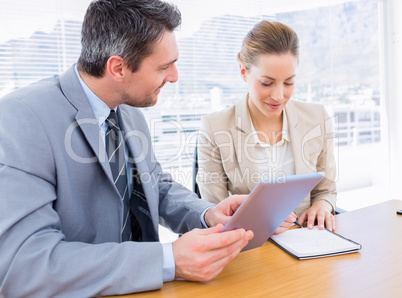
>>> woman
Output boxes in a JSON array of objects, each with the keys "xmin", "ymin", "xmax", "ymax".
[{"xmin": 197, "ymin": 20, "xmax": 337, "ymax": 231}]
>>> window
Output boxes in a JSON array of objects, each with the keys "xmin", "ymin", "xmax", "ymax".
[
  {"xmin": 1, "ymin": 0, "xmax": 400, "ymax": 213},
  {"xmin": 155, "ymin": 0, "xmax": 391, "ymax": 211}
]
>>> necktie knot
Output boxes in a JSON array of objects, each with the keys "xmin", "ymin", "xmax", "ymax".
[
  {"xmin": 106, "ymin": 110, "xmax": 120, "ymax": 132},
  {"xmin": 105, "ymin": 110, "xmax": 125, "ymax": 194}
]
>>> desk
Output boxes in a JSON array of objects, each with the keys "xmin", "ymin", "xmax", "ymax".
[{"xmin": 121, "ymin": 200, "xmax": 402, "ymax": 297}]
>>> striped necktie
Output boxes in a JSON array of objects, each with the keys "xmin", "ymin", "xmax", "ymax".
[{"xmin": 105, "ymin": 110, "xmax": 132, "ymax": 241}]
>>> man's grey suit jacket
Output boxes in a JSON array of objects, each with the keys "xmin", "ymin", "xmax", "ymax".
[{"xmin": 0, "ymin": 66, "xmax": 213, "ymax": 297}]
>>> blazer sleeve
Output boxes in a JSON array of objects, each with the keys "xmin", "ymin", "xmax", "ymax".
[
  {"xmin": 196, "ymin": 116, "xmax": 231, "ymax": 204},
  {"xmin": 310, "ymin": 106, "xmax": 337, "ymax": 212}
]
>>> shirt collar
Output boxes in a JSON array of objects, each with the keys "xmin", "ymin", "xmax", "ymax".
[
  {"xmin": 74, "ymin": 64, "xmax": 112, "ymax": 128},
  {"xmin": 250, "ymin": 111, "xmax": 291, "ymax": 147}
]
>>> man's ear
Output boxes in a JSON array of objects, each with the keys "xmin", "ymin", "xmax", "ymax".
[
  {"xmin": 106, "ymin": 55, "xmax": 126, "ymax": 82},
  {"xmin": 239, "ymin": 63, "xmax": 247, "ymax": 82}
]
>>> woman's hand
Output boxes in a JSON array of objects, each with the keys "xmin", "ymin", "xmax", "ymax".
[{"xmin": 298, "ymin": 200, "xmax": 335, "ymax": 231}]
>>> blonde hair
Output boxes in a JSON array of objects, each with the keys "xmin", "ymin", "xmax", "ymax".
[{"xmin": 237, "ymin": 20, "xmax": 299, "ymax": 69}]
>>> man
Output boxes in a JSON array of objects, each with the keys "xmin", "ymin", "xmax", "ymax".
[{"xmin": 0, "ymin": 0, "xmax": 294, "ymax": 296}]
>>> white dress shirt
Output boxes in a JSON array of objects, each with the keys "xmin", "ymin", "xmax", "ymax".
[{"xmin": 249, "ymin": 111, "xmax": 296, "ymax": 181}]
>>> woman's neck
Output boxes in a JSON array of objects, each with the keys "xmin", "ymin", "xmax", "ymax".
[{"xmin": 248, "ymin": 104, "xmax": 283, "ymax": 145}]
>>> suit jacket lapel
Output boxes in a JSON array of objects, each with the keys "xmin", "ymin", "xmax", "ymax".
[
  {"xmin": 232, "ymin": 96, "xmax": 260, "ymax": 193},
  {"xmin": 59, "ymin": 65, "xmax": 113, "ymax": 181}
]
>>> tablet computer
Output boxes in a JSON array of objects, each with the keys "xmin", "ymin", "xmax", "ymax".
[{"xmin": 221, "ymin": 172, "xmax": 324, "ymax": 252}]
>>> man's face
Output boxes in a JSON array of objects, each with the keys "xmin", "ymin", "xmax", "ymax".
[{"xmin": 121, "ymin": 31, "xmax": 179, "ymax": 108}]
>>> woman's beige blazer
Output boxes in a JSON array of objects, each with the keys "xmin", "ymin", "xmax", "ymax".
[{"xmin": 196, "ymin": 96, "xmax": 337, "ymax": 216}]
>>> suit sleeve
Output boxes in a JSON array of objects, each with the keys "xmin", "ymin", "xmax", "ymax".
[
  {"xmin": 0, "ymin": 99, "xmax": 165, "ymax": 297},
  {"xmin": 196, "ymin": 116, "xmax": 231, "ymax": 204},
  {"xmin": 310, "ymin": 106, "xmax": 337, "ymax": 212}
]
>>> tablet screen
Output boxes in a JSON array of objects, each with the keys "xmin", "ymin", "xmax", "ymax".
[{"xmin": 221, "ymin": 172, "xmax": 324, "ymax": 251}]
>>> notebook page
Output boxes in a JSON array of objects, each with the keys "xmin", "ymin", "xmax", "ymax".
[{"xmin": 270, "ymin": 226, "xmax": 360, "ymax": 257}]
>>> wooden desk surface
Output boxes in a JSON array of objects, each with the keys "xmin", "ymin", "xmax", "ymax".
[{"xmin": 120, "ymin": 200, "xmax": 402, "ymax": 298}]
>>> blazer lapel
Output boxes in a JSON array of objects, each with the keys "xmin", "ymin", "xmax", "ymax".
[
  {"xmin": 286, "ymin": 101, "xmax": 310, "ymax": 174},
  {"xmin": 232, "ymin": 96, "xmax": 260, "ymax": 193},
  {"xmin": 59, "ymin": 65, "xmax": 113, "ymax": 181},
  {"xmin": 74, "ymin": 109, "xmax": 113, "ymax": 179}
]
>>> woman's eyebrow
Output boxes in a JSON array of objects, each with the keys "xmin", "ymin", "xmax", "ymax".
[{"xmin": 261, "ymin": 74, "xmax": 296, "ymax": 80}]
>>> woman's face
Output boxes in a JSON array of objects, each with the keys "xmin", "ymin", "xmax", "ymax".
[{"xmin": 240, "ymin": 53, "xmax": 297, "ymax": 121}]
